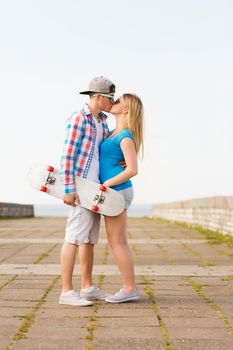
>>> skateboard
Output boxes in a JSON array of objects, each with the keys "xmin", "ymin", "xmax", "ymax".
[{"xmin": 27, "ymin": 164, "xmax": 125, "ymax": 216}]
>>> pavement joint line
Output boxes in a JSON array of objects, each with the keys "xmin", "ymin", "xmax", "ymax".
[
  {"xmin": 127, "ymin": 231, "xmax": 133, "ymax": 239},
  {"xmin": 186, "ymin": 276, "xmax": 233, "ymax": 334},
  {"xmin": 133, "ymin": 245, "xmax": 174, "ymax": 349},
  {"xmin": 0, "ymin": 244, "xmax": 31, "ymax": 264},
  {"xmin": 84, "ymin": 243, "xmax": 109, "ymax": 350},
  {"xmin": 150, "ymin": 225, "xmax": 233, "ymax": 337},
  {"xmin": 161, "ymin": 218, "xmax": 233, "ymax": 246},
  {"xmin": 131, "ymin": 244, "xmax": 141, "ymax": 264},
  {"xmin": 154, "ymin": 227, "xmax": 233, "ymax": 337},
  {"xmin": 212, "ymin": 246, "xmax": 233, "ymax": 260},
  {"xmin": 2, "ymin": 217, "xmax": 233, "ymax": 348},
  {"xmin": 143, "ymin": 230, "xmax": 155, "ymax": 240},
  {"xmin": 142, "ymin": 275, "xmax": 174, "ymax": 350},
  {"xmin": 1, "ymin": 264, "xmax": 233, "ymax": 276},
  {"xmin": 181, "ymin": 243, "xmax": 215, "ymax": 267},
  {"xmin": 157, "ymin": 244, "xmax": 175, "ymax": 265},
  {"xmin": 33, "ymin": 243, "xmax": 58, "ymax": 264},
  {"xmin": 0, "ymin": 241, "xmax": 58, "ymax": 291},
  {"xmin": 0, "ymin": 274, "xmax": 18, "ymax": 291},
  {"xmin": 0, "ymin": 238, "xmax": 209, "ymax": 244},
  {"xmin": 223, "ymin": 275, "xmax": 233, "ymax": 281},
  {"xmin": 4, "ymin": 275, "xmax": 60, "ymax": 350}
]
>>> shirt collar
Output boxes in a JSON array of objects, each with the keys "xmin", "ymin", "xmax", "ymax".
[{"xmin": 83, "ymin": 103, "xmax": 92, "ymax": 116}]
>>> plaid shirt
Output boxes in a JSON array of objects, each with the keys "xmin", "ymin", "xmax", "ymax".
[{"xmin": 60, "ymin": 104, "xmax": 109, "ymax": 194}]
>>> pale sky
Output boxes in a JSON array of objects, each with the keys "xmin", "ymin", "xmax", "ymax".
[{"xmin": 0, "ymin": 0, "xmax": 232, "ymax": 206}]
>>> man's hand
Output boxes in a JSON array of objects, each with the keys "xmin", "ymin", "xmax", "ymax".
[
  {"xmin": 118, "ymin": 160, "xmax": 126, "ymax": 169},
  {"xmin": 63, "ymin": 193, "xmax": 80, "ymax": 207}
]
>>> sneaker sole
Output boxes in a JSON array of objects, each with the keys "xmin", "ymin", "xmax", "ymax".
[
  {"xmin": 81, "ymin": 296, "xmax": 107, "ymax": 301},
  {"xmin": 59, "ymin": 300, "xmax": 93, "ymax": 306},
  {"xmin": 105, "ymin": 296, "xmax": 140, "ymax": 303}
]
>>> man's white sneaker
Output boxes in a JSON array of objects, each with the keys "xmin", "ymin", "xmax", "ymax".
[
  {"xmin": 59, "ymin": 290, "xmax": 93, "ymax": 306},
  {"xmin": 80, "ymin": 286, "xmax": 110, "ymax": 300},
  {"xmin": 105, "ymin": 288, "xmax": 140, "ymax": 303}
]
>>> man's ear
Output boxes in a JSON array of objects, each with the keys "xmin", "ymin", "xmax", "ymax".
[{"xmin": 90, "ymin": 93, "xmax": 99, "ymax": 100}]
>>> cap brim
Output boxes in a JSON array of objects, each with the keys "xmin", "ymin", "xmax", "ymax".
[
  {"xmin": 79, "ymin": 91, "xmax": 92, "ymax": 95},
  {"xmin": 79, "ymin": 90, "xmax": 113, "ymax": 95}
]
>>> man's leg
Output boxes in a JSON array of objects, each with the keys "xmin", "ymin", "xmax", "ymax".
[
  {"xmin": 60, "ymin": 242, "xmax": 77, "ymax": 292},
  {"xmin": 79, "ymin": 243, "xmax": 94, "ymax": 289},
  {"xmin": 59, "ymin": 205, "xmax": 93, "ymax": 306},
  {"xmin": 79, "ymin": 212, "xmax": 109, "ymax": 300}
]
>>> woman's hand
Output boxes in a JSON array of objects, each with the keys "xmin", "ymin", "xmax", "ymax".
[{"xmin": 103, "ymin": 180, "xmax": 112, "ymax": 188}]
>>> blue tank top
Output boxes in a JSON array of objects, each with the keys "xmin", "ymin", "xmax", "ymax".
[{"xmin": 99, "ymin": 129, "xmax": 134, "ymax": 191}]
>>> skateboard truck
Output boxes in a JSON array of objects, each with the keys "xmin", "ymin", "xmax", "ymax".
[
  {"xmin": 91, "ymin": 184, "xmax": 107, "ymax": 212},
  {"xmin": 40, "ymin": 165, "xmax": 55, "ymax": 192}
]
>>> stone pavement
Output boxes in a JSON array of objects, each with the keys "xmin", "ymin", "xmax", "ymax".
[{"xmin": 0, "ymin": 216, "xmax": 233, "ymax": 350}]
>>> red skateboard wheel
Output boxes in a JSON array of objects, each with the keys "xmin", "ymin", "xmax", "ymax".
[
  {"xmin": 47, "ymin": 165, "xmax": 54, "ymax": 172},
  {"xmin": 99, "ymin": 185, "xmax": 107, "ymax": 192},
  {"xmin": 91, "ymin": 205, "xmax": 99, "ymax": 212},
  {"xmin": 40, "ymin": 186, "xmax": 48, "ymax": 192}
]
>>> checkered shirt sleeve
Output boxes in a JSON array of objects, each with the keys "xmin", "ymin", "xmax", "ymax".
[{"xmin": 60, "ymin": 112, "xmax": 85, "ymax": 194}]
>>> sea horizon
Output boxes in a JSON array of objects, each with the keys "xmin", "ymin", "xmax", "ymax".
[{"xmin": 34, "ymin": 203, "xmax": 153, "ymax": 217}]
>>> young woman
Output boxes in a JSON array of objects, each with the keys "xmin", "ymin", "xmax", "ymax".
[{"xmin": 99, "ymin": 93, "xmax": 144, "ymax": 303}]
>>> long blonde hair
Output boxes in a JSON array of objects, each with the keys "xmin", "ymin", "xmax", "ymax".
[{"xmin": 122, "ymin": 93, "xmax": 144, "ymax": 157}]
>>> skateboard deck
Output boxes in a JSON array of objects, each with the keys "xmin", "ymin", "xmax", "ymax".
[{"xmin": 27, "ymin": 164, "xmax": 125, "ymax": 216}]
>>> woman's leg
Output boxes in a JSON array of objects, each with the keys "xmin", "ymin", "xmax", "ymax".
[{"xmin": 105, "ymin": 210, "xmax": 137, "ymax": 292}]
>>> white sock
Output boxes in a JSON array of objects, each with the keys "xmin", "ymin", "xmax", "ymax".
[{"xmin": 81, "ymin": 285, "xmax": 95, "ymax": 292}]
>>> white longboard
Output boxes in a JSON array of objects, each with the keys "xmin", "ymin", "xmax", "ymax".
[{"xmin": 27, "ymin": 164, "xmax": 125, "ymax": 216}]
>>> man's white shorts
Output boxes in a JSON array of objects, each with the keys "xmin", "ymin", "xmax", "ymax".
[{"xmin": 65, "ymin": 206, "xmax": 100, "ymax": 245}]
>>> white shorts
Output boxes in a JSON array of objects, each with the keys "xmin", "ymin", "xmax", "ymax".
[
  {"xmin": 65, "ymin": 206, "xmax": 100, "ymax": 245},
  {"xmin": 118, "ymin": 187, "xmax": 134, "ymax": 209}
]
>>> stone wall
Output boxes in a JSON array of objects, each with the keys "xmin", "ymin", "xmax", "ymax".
[
  {"xmin": 0, "ymin": 202, "xmax": 34, "ymax": 217},
  {"xmin": 153, "ymin": 196, "xmax": 233, "ymax": 235}
]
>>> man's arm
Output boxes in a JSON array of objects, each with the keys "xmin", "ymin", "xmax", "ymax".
[{"xmin": 60, "ymin": 112, "xmax": 85, "ymax": 205}]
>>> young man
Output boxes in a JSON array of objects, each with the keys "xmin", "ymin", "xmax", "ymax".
[{"xmin": 59, "ymin": 76, "xmax": 115, "ymax": 306}]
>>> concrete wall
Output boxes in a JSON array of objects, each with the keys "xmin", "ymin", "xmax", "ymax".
[
  {"xmin": 153, "ymin": 196, "xmax": 233, "ymax": 235},
  {"xmin": 0, "ymin": 202, "xmax": 34, "ymax": 217}
]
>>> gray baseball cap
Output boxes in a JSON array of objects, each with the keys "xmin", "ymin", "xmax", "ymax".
[{"xmin": 79, "ymin": 76, "xmax": 116, "ymax": 95}]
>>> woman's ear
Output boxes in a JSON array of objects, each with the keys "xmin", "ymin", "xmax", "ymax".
[{"xmin": 123, "ymin": 106, "xmax": 128, "ymax": 114}]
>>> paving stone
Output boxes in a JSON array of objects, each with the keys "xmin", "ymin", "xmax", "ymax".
[
  {"xmin": 163, "ymin": 317, "xmax": 226, "ymax": 328},
  {"xmin": 1, "ymin": 217, "xmax": 233, "ymax": 349},
  {"xmin": 97, "ymin": 308, "xmax": 155, "ymax": 317},
  {"xmin": 92, "ymin": 339, "xmax": 165, "ymax": 350},
  {"xmin": 94, "ymin": 325, "xmax": 163, "ymax": 340},
  {"xmin": 169, "ymin": 327, "xmax": 233, "ymax": 340},
  {"xmin": 171, "ymin": 339, "xmax": 233, "ymax": 350},
  {"xmin": 159, "ymin": 306, "xmax": 217, "ymax": 318},
  {"xmin": 0, "ymin": 300, "xmax": 37, "ymax": 308},
  {"xmin": 97, "ymin": 315, "xmax": 159, "ymax": 328},
  {"xmin": 26, "ymin": 326, "xmax": 87, "ymax": 339},
  {"xmin": 37, "ymin": 307, "xmax": 94, "ymax": 318},
  {"xmin": 12, "ymin": 338, "xmax": 86, "ymax": 350},
  {"xmin": 0, "ymin": 307, "xmax": 34, "ymax": 317}
]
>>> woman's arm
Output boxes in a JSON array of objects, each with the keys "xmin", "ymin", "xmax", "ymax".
[{"xmin": 103, "ymin": 138, "xmax": 138, "ymax": 188}]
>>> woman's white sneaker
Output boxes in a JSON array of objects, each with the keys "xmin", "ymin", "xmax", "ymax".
[
  {"xmin": 105, "ymin": 289, "xmax": 140, "ymax": 303},
  {"xmin": 59, "ymin": 290, "xmax": 93, "ymax": 306}
]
